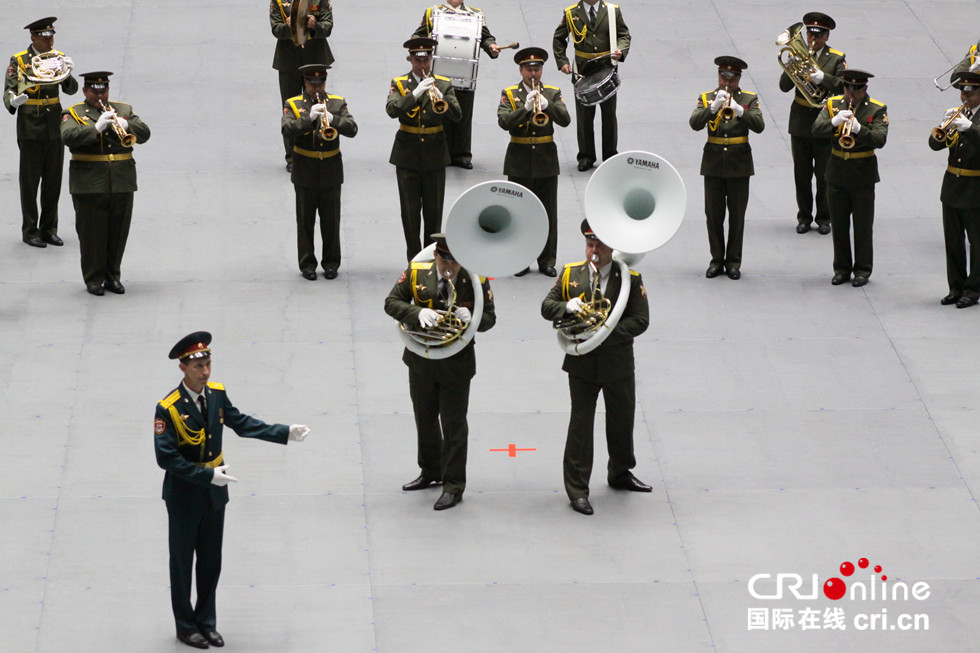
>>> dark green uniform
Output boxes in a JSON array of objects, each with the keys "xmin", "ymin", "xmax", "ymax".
[
  {"xmin": 812, "ymin": 95, "xmax": 888, "ymax": 280},
  {"xmin": 386, "ymin": 73, "xmax": 462, "ymax": 261},
  {"xmin": 384, "ymin": 262, "xmax": 496, "ymax": 494},
  {"xmin": 412, "ymin": 4, "xmax": 499, "ymax": 166},
  {"xmin": 779, "ymin": 45, "xmax": 845, "ymax": 228},
  {"xmin": 60, "ymin": 100, "xmax": 150, "ymax": 286},
  {"xmin": 269, "ymin": 0, "xmax": 334, "ymax": 164},
  {"xmin": 929, "ymin": 107, "xmax": 980, "ymax": 300},
  {"xmin": 953, "ymin": 42, "xmax": 980, "ymax": 75},
  {"xmin": 4, "ymin": 46, "xmax": 78, "ymax": 241},
  {"xmin": 281, "ymin": 91, "xmax": 357, "ymax": 275},
  {"xmin": 154, "ymin": 381, "xmax": 288, "ymax": 639},
  {"xmin": 553, "ymin": 1, "xmax": 630, "ymax": 166},
  {"xmin": 497, "ymin": 81, "xmax": 571, "ymax": 268},
  {"xmin": 541, "ymin": 260, "xmax": 648, "ymax": 500},
  {"xmin": 689, "ymin": 87, "xmax": 765, "ymax": 272}
]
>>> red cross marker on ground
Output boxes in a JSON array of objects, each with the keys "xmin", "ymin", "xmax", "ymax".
[{"xmin": 489, "ymin": 444, "xmax": 537, "ymax": 457}]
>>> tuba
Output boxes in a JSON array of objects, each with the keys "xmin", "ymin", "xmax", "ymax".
[
  {"xmin": 776, "ymin": 22, "xmax": 829, "ymax": 108},
  {"xmin": 398, "ymin": 180, "xmax": 548, "ymax": 359},
  {"xmin": 16, "ymin": 51, "xmax": 72, "ymax": 95},
  {"xmin": 554, "ymin": 151, "xmax": 686, "ymax": 356}
]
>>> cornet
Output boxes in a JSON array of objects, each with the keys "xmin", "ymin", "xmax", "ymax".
[
  {"xmin": 423, "ymin": 72, "xmax": 448, "ymax": 114},
  {"xmin": 314, "ymin": 93, "xmax": 338, "ymax": 141},
  {"xmin": 99, "ymin": 101, "xmax": 136, "ymax": 147},
  {"xmin": 838, "ymin": 103, "xmax": 856, "ymax": 150},
  {"xmin": 531, "ymin": 80, "xmax": 550, "ymax": 127},
  {"xmin": 932, "ymin": 105, "xmax": 967, "ymax": 143},
  {"xmin": 718, "ymin": 87, "xmax": 735, "ymax": 121}
]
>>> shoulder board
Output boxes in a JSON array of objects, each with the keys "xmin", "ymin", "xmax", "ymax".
[
  {"xmin": 433, "ymin": 74, "xmax": 451, "ymax": 82},
  {"xmin": 14, "ymin": 50, "xmax": 29, "ymax": 57},
  {"xmin": 327, "ymin": 94, "xmax": 344, "ymax": 100},
  {"xmin": 478, "ymin": 275, "xmax": 488, "ymax": 283},
  {"xmin": 287, "ymin": 94, "xmax": 303, "ymax": 103},
  {"xmin": 207, "ymin": 381, "xmax": 225, "ymax": 391},
  {"xmin": 829, "ymin": 94, "xmax": 844, "ymax": 101},
  {"xmin": 543, "ymin": 84, "xmax": 560, "ymax": 91},
  {"xmin": 469, "ymin": 5, "xmax": 483, "ymax": 10},
  {"xmin": 629, "ymin": 269, "xmax": 640, "ymax": 277},
  {"xmin": 868, "ymin": 98, "xmax": 884, "ymax": 107},
  {"xmin": 564, "ymin": 4, "xmax": 578, "ymax": 10},
  {"xmin": 740, "ymin": 90, "xmax": 757, "ymax": 96},
  {"xmin": 701, "ymin": 89, "xmax": 717, "ymax": 96},
  {"xmin": 609, "ymin": 3, "xmax": 619, "ymax": 8},
  {"xmin": 159, "ymin": 389, "xmax": 181, "ymax": 408},
  {"xmin": 411, "ymin": 261, "xmax": 434, "ymax": 270},
  {"xmin": 394, "ymin": 75, "xmax": 410, "ymax": 81},
  {"xmin": 566, "ymin": 260, "xmax": 587, "ymax": 268},
  {"xmin": 504, "ymin": 85, "xmax": 520, "ymax": 91},
  {"xmin": 828, "ymin": 48, "xmax": 844, "ymax": 56}
]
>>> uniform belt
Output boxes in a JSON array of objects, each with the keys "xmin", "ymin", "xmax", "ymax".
[
  {"xmin": 795, "ymin": 96, "xmax": 817, "ymax": 108},
  {"xmin": 399, "ymin": 124, "xmax": 444, "ymax": 134},
  {"xmin": 510, "ymin": 135, "xmax": 554, "ymax": 145},
  {"xmin": 575, "ymin": 50, "xmax": 611, "ymax": 60},
  {"xmin": 947, "ymin": 165, "xmax": 980, "ymax": 177},
  {"xmin": 71, "ymin": 152, "xmax": 133, "ymax": 162},
  {"xmin": 707, "ymin": 136, "xmax": 748, "ymax": 145},
  {"xmin": 293, "ymin": 145, "xmax": 340, "ymax": 159},
  {"xmin": 832, "ymin": 149, "xmax": 875, "ymax": 160},
  {"xmin": 25, "ymin": 97, "xmax": 60, "ymax": 106},
  {"xmin": 194, "ymin": 452, "xmax": 224, "ymax": 469}
]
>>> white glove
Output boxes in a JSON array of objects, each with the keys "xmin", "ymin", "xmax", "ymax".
[
  {"xmin": 709, "ymin": 90, "xmax": 728, "ymax": 114},
  {"xmin": 310, "ymin": 103, "xmax": 326, "ymax": 120},
  {"xmin": 453, "ymin": 306, "xmax": 472, "ymax": 324},
  {"xmin": 730, "ymin": 101, "xmax": 744, "ymax": 118},
  {"xmin": 418, "ymin": 308, "xmax": 440, "ymax": 328},
  {"xmin": 536, "ymin": 93, "xmax": 549, "ymax": 111},
  {"xmin": 831, "ymin": 109, "xmax": 852, "ymax": 127},
  {"xmin": 849, "ymin": 119, "xmax": 862, "ymax": 134},
  {"xmin": 210, "ymin": 465, "xmax": 238, "ymax": 487},
  {"xmin": 288, "ymin": 424, "xmax": 310, "ymax": 442},
  {"xmin": 62, "ymin": 56, "xmax": 74, "ymax": 70},
  {"xmin": 95, "ymin": 109, "xmax": 115, "ymax": 132},
  {"xmin": 566, "ymin": 297, "xmax": 585, "ymax": 314},
  {"xmin": 953, "ymin": 114, "xmax": 973, "ymax": 132},
  {"xmin": 412, "ymin": 76, "xmax": 435, "ymax": 99},
  {"xmin": 809, "ymin": 68, "xmax": 825, "ymax": 85},
  {"xmin": 524, "ymin": 90, "xmax": 539, "ymax": 112},
  {"xmin": 115, "ymin": 116, "xmax": 128, "ymax": 131},
  {"xmin": 431, "ymin": 85, "xmax": 443, "ymax": 101},
  {"xmin": 945, "ymin": 107, "xmax": 960, "ymax": 118},
  {"xmin": 9, "ymin": 91, "xmax": 28, "ymax": 108}
]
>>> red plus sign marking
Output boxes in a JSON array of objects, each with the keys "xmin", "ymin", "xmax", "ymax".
[{"xmin": 489, "ymin": 444, "xmax": 536, "ymax": 457}]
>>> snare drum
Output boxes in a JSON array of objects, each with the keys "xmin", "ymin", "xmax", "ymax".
[
  {"xmin": 431, "ymin": 9, "xmax": 484, "ymax": 91},
  {"xmin": 574, "ymin": 68, "xmax": 621, "ymax": 106}
]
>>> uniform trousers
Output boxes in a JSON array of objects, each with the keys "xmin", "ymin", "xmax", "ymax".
[
  {"xmin": 942, "ymin": 203, "xmax": 980, "ymax": 299},
  {"xmin": 704, "ymin": 176, "xmax": 749, "ymax": 270},
  {"xmin": 563, "ymin": 372, "xmax": 637, "ymax": 500},
  {"xmin": 72, "ymin": 192, "xmax": 134, "ymax": 285},
  {"xmin": 575, "ymin": 93, "xmax": 618, "ymax": 164},
  {"xmin": 166, "ymin": 499, "xmax": 224, "ymax": 635},
  {"xmin": 295, "ymin": 184, "xmax": 341, "ymax": 273},
  {"xmin": 507, "ymin": 175, "xmax": 557, "ymax": 268},
  {"xmin": 396, "ymin": 166, "xmax": 445, "ymax": 262},
  {"xmin": 408, "ymin": 368, "xmax": 470, "ymax": 494},
  {"xmin": 445, "ymin": 88, "xmax": 474, "ymax": 164},
  {"xmin": 19, "ymin": 138, "xmax": 64, "ymax": 238},
  {"xmin": 278, "ymin": 71, "xmax": 303, "ymax": 162},
  {"xmin": 791, "ymin": 135, "xmax": 832, "ymax": 226},
  {"xmin": 828, "ymin": 183, "xmax": 875, "ymax": 278}
]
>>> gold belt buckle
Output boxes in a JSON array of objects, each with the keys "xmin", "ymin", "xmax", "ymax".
[{"xmin": 108, "ymin": 154, "xmax": 116, "ymax": 161}]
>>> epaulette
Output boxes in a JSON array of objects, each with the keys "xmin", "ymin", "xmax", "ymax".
[
  {"xmin": 327, "ymin": 94, "xmax": 344, "ymax": 101},
  {"xmin": 828, "ymin": 48, "xmax": 844, "ymax": 56},
  {"xmin": 564, "ymin": 3, "xmax": 577, "ymax": 9},
  {"xmin": 411, "ymin": 261, "xmax": 434, "ymax": 270},
  {"xmin": 868, "ymin": 98, "xmax": 884, "ymax": 107},
  {"xmin": 740, "ymin": 90, "xmax": 757, "ymax": 96},
  {"xmin": 566, "ymin": 260, "xmax": 587, "ymax": 268},
  {"xmin": 543, "ymin": 84, "xmax": 560, "ymax": 91},
  {"xmin": 14, "ymin": 49, "xmax": 28, "ymax": 58},
  {"xmin": 159, "ymin": 389, "xmax": 181, "ymax": 409},
  {"xmin": 504, "ymin": 84, "xmax": 520, "ymax": 91},
  {"xmin": 68, "ymin": 103, "xmax": 88, "ymax": 124},
  {"xmin": 828, "ymin": 94, "xmax": 844, "ymax": 101},
  {"xmin": 207, "ymin": 381, "xmax": 225, "ymax": 391},
  {"xmin": 630, "ymin": 269, "xmax": 640, "ymax": 276},
  {"xmin": 287, "ymin": 94, "xmax": 303, "ymax": 103},
  {"xmin": 434, "ymin": 74, "xmax": 451, "ymax": 82},
  {"xmin": 478, "ymin": 275, "xmax": 488, "ymax": 283},
  {"xmin": 394, "ymin": 75, "xmax": 410, "ymax": 81}
]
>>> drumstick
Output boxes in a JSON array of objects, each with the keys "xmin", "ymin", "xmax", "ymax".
[{"xmin": 496, "ymin": 42, "xmax": 520, "ymax": 50}]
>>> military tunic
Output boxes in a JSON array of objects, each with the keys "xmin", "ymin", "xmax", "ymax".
[
  {"xmin": 384, "ymin": 262, "xmax": 496, "ymax": 494},
  {"xmin": 778, "ymin": 45, "xmax": 846, "ymax": 228},
  {"xmin": 497, "ymin": 81, "xmax": 571, "ymax": 268},
  {"xmin": 689, "ymin": 87, "xmax": 765, "ymax": 271},
  {"xmin": 553, "ymin": 1, "xmax": 631, "ymax": 166},
  {"xmin": 541, "ymin": 260, "xmax": 648, "ymax": 499},
  {"xmin": 4, "ymin": 46, "xmax": 78, "ymax": 240},
  {"xmin": 812, "ymin": 94, "xmax": 888, "ymax": 279},
  {"xmin": 953, "ymin": 41, "xmax": 980, "ymax": 76},
  {"xmin": 60, "ymin": 100, "xmax": 150, "ymax": 286},
  {"xmin": 929, "ymin": 107, "xmax": 980, "ymax": 299},
  {"xmin": 412, "ymin": 4, "xmax": 499, "ymax": 165},
  {"xmin": 386, "ymin": 72, "xmax": 462, "ymax": 261},
  {"xmin": 270, "ymin": 0, "xmax": 334, "ymax": 163},
  {"xmin": 154, "ymin": 381, "xmax": 288, "ymax": 637},
  {"xmin": 281, "ymin": 91, "xmax": 357, "ymax": 274}
]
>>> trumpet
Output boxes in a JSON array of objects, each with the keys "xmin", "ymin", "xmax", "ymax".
[
  {"xmin": 531, "ymin": 80, "xmax": 550, "ymax": 127},
  {"xmin": 314, "ymin": 93, "xmax": 338, "ymax": 141},
  {"xmin": 932, "ymin": 105, "xmax": 967, "ymax": 143},
  {"xmin": 99, "ymin": 101, "xmax": 136, "ymax": 147},
  {"xmin": 838, "ymin": 103, "xmax": 856, "ymax": 150},
  {"xmin": 934, "ymin": 53, "xmax": 980, "ymax": 91},
  {"xmin": 423, "ymin": 71, "xmax": 448, "ymax": 114},
  {"xmin": 718, "ymin": 86, "xmax": 735, "ymax": 121},
  {"xmin": 553, "ymin": 258, "xmax": 611, "ymax": 338}
]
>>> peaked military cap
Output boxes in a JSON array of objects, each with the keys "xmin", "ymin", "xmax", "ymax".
[
  {"xmin": 715, "ymin": 56, "xmax": 747, "ymax": 73},
  {"xmin": 840, "ymin": 69, "xmax": 874, "ymax": 85},
  {"xmin": 80, "ymin": 71, "xmax": 113, "ymax": 89},
  {"xmin": 169, "ymin": 332, "xmax": 213, "ymax": 361},
  {"xmin": 299, "ymin": 63, "xmax": 330, "ymax": 79},
  {"xmin": 952, "ymin": 71, "xmax": 980, "ymax": 92},
  {"xmin": 431, "ymin": 233, "xmax": 455, "ymax": 261},
  {"xmin": 404, "ymin": 37, "xmax": 437, "ymax": 55},
  {"xmin": 25, "ymin": 17, "xmax": 56, "ymax": 36},
  {"xmin": 515, "ymin": 47, "xmax": 548, "ymax": 66},
  {"xmin": 802, "ymin": 12, "xmax": 835, "ymax": 31},
  {"xmin": 581, "ymin": 220, "xmax": 597, "ymax": 239}
]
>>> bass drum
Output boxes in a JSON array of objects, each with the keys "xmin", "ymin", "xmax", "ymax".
[{"xmin": 574, "ymin": 67, "xmax": 620, "ymax": 106}]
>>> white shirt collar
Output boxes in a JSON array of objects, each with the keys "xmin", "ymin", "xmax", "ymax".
[{"xmin": 182, "ymin": 382, "xmax": 203, "ymax": 405}]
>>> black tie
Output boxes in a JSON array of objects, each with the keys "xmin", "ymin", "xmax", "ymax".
[
  {"xmin": 198, "ymin": 395, "xmax": 206, "ymax": 417},
  {"xmin": 589, "ymin": 5, "xmax": 597, "ymax": 26}
]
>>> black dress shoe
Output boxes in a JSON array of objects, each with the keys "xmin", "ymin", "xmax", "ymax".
[
  {"xmin": 817, "ymin": 223, "xmax": 831, "ymax": 235},
  {"xmin": 86, "ymin": 284, "xmax": 105, "ymax": 296},
  {"xmin": 200, "ymin": 630, "xmax": 224, "ymax": 647},
  {"xmin": 956, "ymin": 295, "xmax": 978, "ymax": 309},
  {"xmin": 796, "ymin": 223, "xmax": 811, "ymax": 234},
  {"xmin": 540, "ymin": 265, "xmax": 557, "ymax": 277},
  {"xmin": 852, "ymin": 276, "xmax": 869, "ymax": 287},
  {"xmin": 705, "ymin": 264, "xmax": 723, "ymax": 278},
  {"xmin": 726, "ymin": 269, "xmax": 741, "ymax": 280},
  {"xmin": 941, "ymin": 292, "xmax": 963, "ymax": 306},
  {"xmin": 453, "ymin": 160, "xmax": 473, "ymax": 169},
  {"xmin": 831, "ymin": 273, "xmax": 849, "ymax": 285},
  {"xmin": 323, "ymin": 269, "xmax": 338, "ymax": 279},
  {"xmin": 577, "ymin": 160, "xmax": 595, "ymax": 172},
  {"xmin": 42, "ymin": 233, "xmax": 64, "ymax": 246},
  {"xmin": 402, "ymin": 474, "xmax": 440, "ymax": 491},
  {"xmin": 433, "ymin": 492, "xmax": 462, "ymax": 510},
  {"xmin": 286, "ymin": 161, "xmax": 293, "ymax": 173},
  {"xmin": 570, "ymin": 497, "xmax": 593, "ymax": 515},
  {"xmin": 301, "ymin": 270, "xmax": 317, "ymax": 281},
  {"xmin": 514, "ymin": 267, "xmax": 531, "ymax": 277},
  {"xmin": 609, "ymin": 474, "xmax": 653, "ymax": 492},
  {"xmin": 177, "ymin": 632, "xmax": 209, "ymax": 649},
  {"xmin": 103, "ymin": 279, "xmax": 125, "ymax": 294},
  {"xmin": 23, "ymin": 235, "xmax": 46, "ymax": 248}
]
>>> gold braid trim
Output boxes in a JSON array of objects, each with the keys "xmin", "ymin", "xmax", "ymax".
[
  {"xmin": 566, "ymin": 7, "xmax": 588, "ymax": 45},
  {"xmin": 167, "ymin": 404, "xmax": 206, "ymax": 457}
]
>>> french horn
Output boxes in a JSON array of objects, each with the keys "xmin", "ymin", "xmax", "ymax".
[{"xmin": 15, "ymin": 51, "xmax": 72, "ymax": 95}]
